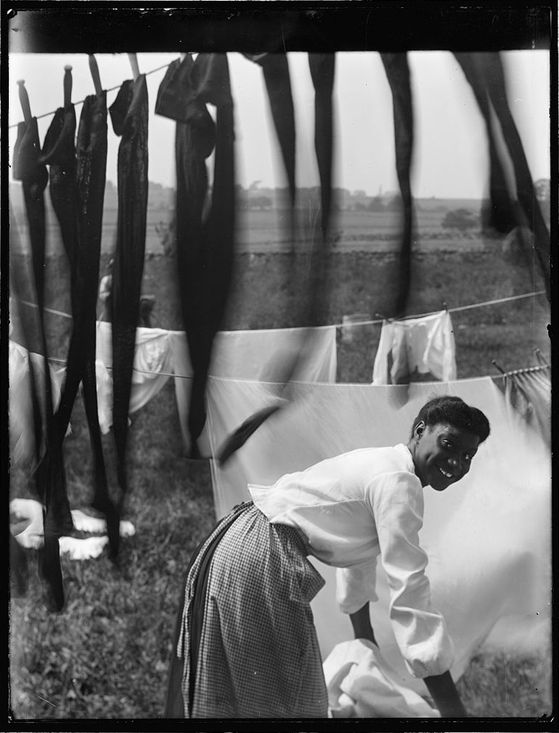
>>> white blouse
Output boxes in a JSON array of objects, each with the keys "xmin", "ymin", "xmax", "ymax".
[{"xmin": 248, "ymin": 443, "xmax": 454, "ymax": 678}]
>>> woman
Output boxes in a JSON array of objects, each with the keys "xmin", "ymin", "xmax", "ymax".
[{"xmin": 166, "ymin": 395, "xmax": 490, "ymax": 718}]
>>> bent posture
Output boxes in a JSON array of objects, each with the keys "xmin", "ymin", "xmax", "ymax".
[{"xmin": 166, "ymin": 396, "xmax": 490, "ymax": 718}]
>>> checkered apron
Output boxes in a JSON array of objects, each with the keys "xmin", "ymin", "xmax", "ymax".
[{"xmin": 169, "ymin": 501, "xmax": 328, "ymax": 718}]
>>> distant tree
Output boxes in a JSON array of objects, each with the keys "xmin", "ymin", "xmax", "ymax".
[
  {"xmin": 249, "ymin": 195, "xmax": 273, "ymax": 210},
  {"xmin": 384, "ymin": 194, "xmax": 403, "ymax": 211},
  {"xmin": 155, "ymin": 215, "xmax": 176, "ymax": 256},
  {"xmin": 441, "ymin": 208, "xmax": 478, "ymax": 232},
  {"xmin": 367, "ymin": 196, "xmax": 385, "ymax": 212}
]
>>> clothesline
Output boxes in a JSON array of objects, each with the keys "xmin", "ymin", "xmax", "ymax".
[
  {"xmin": 12, "ymin": 289, "xmax": 548, "ymax": 330},
  {"xmin": 39, "ymin": 350, "xmax": 552, "ymax": 383},
  {"xmin": 46, "ymin": 353, "xmax": 187, "ymax": 381},
  {"xmin": 9, "ymin": 59, "xmax": 176, "ymax": 130}
]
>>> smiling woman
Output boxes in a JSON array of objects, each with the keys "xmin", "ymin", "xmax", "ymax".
[
  {"xmin": 166, "ymin": 395, "xmax": 491, "ymax": 718},
  {"xmin": 407, "ymin": 396, "xmax": 490, "ymax": 490}
]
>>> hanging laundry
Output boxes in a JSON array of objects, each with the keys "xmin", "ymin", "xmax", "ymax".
[
  {"xmin": 380, "ymin": 54, "xmax": 415, "ymax": 318},
  {"xmin": 12, "ymin": 112, "xmax": 49, "ymax": 309},
  {"xmin": 95, "ymin": 322, "xmax": 174, "ymax": 433},
  {"xmin": 453, "ymin": 52, "xmax": 550, "ymax": 296},
  {"xmin": 499, "ymin": 366, "xmax": 551, "ymax": 449},
  {"xmin": 372, "ymin": 310, "xmax": 457, "ymax": 385},
  {"xmin": 243, "ymin": 53, "xmax": 296, "ymax": 203},
  {"xmin": 170, "ymin": 325, "xmax": 337, "ymax": 454},
  {"xmin": 308, "ymin": 53, "xmax": 336, "ymax": 241},
  {"xmin": 205, "ymin": 375, "xmax": 550, "ymax": 695},
  {"xmin": 74, "ymin": 90, "xmax": 114, "ymax": 527},
  {"xmin": 108, "ymin": 73, "xmax": 149, "ymax": 555},
  {"xmin": 12, "ymin": 87, "xmax": 73, "ymax": 611},
  {"xmin": 9, "ymin": 340, "xmax": 65, "ymax": 468},
  {"xmin": 157, "ymin": 53, "xmax": 235, "ymax": 457}
]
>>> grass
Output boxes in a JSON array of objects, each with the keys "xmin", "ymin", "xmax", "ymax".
[{"xmin": 9, "ymin": 233, "xmax": 552, "ymax": 720}]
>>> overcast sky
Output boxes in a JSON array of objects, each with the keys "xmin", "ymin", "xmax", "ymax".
[{"xmin": 8, "ymin": 50, "xmax": 550, "ymax": 198}]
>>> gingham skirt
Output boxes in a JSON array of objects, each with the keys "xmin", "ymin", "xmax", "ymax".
[{"xmin": 165, "ymin": 501, "xmax": 328, "ymax": 718}]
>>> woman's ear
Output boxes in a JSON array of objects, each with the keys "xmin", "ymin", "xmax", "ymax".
[{"xmin": 414, "ymin": 420, "xmax": 426, "ymax": 439}]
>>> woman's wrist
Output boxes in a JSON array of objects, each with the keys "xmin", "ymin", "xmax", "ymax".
[{"xmin": 423, "ymin": 671, "xmax": 466, "ymax": 717}]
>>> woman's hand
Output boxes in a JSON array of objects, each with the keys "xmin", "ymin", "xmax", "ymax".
[{"xmin": 349, "ymin": 602, "xmax": 377, "ymax": 646}]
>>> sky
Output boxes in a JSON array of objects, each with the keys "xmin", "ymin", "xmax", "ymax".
[{"xmin": 8, "ymin": 50, "xmax": 550, "ymax": 199}]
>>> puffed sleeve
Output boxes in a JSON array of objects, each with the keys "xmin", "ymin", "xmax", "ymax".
[
  {"xmin": 371, "ymin": 471, "xmax": 454, "ymax": 678},
  {"xmin": 336, "ymin": 560, "xmax": 378, "ymax": 615}
]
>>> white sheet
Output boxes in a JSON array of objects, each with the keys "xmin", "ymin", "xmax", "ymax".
[
  {"xmin": 172, "ymin": 326, "xmax": 338, "ymax": 453},
  {"xmin": 9, "ymin": 340, "xmax": 66, "ymax": 467},
  {"xmin": 205, "ymin": 375, "xmax": 551, "ymax": 693}
]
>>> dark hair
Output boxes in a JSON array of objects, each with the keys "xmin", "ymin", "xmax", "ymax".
[{"xmin": 410, "ymin": 396, "xmax": 490, "ymax": 443}]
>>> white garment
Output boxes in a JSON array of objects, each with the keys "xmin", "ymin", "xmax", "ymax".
[
  {"xmin": 372, "ymin": 311, "xmax": 457, "ymax": 384},
  {"xmin": 9, "ymin": 498, "xmax": 135, "ymax": 560},
  {"xmin": 9, "ymin": 340, "xmax": 66, "ymax": 467},
  {"xmin": 205, "ymin": 375, "xmax": 551, "ymax": 692},
  {"xmin": 324, "ymin": 640, "xmax": 440, "ymax": 717},
  {"xmin": 95, "ymin": 322, "xmax": 173, "ymax": 433},
  {"xmin": 171, "ymin": 326, "xmax": 337, "ymax": 454},
  {"xmin": 250, "ymin": 444, "xmax": 454, "ymax": 678}
]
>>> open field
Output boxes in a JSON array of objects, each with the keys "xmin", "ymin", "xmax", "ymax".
[
  {"xmin": 8, "ymin": 201, "xmax": 552, "ymax": 720},
  {"xmin": 10, "ymin": 194, "xmax": 492, "ymax": 254}
]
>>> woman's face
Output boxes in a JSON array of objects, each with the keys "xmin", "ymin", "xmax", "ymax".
[{"xmin": 410, "ymin": 421, "xmax": 480, "ymax": 490}]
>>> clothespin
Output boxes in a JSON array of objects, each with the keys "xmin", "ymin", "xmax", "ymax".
[
  {"xmin": 534, "ymin": 348, "xmax": 549, "ymax": 368},
  {"xmin": 88, "ymin": 54, "xmax": 103, "ymax": 96},
  {"xmin": 491, "ymin": 359, "xmax": 506, "ymax": 375},
  {"xmin": 63, "ymin": 65, "xmax": 73, "ymax": 108},
  {"xmin": 180, "ymin": 52, "xmax": 187, "ymax": 61},
  {"xmin": 442, "ymin": 301, "xmax": 448, "ymax": 311},
  {"xmin": 128, "ymin": 53, "xmax": 140, "ymax": 80},
  {"xmin": 17, "ymin": 80, "xmax": 32, "ymax": 123}
]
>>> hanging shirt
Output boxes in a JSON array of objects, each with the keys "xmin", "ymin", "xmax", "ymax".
[
  {"xmin": 372, "ymin": 310, "xmax": 457, "ymax": 384},
  {"xmin": 249, "ymin": 443, "xmax": 454, "ymax": 679}
]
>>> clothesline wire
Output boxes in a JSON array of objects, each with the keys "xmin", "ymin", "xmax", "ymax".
[
  {"xmin": 12, "ymin": 289, "xmax": 548, "ymax": 330},
  {"xmin": 8, "ymin": 59, "xmax": 176, "ymax": 130},
  {"xmin": 45, "ymin": 354, "xmax": 185, "ymax": 380},
  {"xmin": 37, "ymin": 350, "xmax": 554, "ymax": 382}
]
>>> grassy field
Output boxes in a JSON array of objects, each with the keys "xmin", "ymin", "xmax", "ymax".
[{"xmin": 8, "ymin": 212, "xmax": 552, "ymax": 720}]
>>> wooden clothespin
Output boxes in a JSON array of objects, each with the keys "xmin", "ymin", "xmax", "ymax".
[
  {"xmin": 534, "ymin": 348, "xmax": 549, "ymax": 368},
  {"xmin": 128, "ymin": 53, "xmax": 140, "ymax": 80},
  {"xmin": 88, "ymin": 54, "xmax": 103, "ymax": 96},
  {"xmin": 180, "ymin": 52, "xmax": 187, "ymax": 61},
  {"xmin": 491, "ymin": 359, "xmax": 507, "ymax": 375},
  {"xmin": 63, "ymin": 65, "xmax": 73, "ymax": 108},
  {"xmin": 17, "ymin": 80, "xmax": 32, "ymax": 123},
  {"xmin": 442, "ymin": 301, "xmax": 448, "ymax": 311}
]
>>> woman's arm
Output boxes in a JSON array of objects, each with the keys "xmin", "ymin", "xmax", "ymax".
[
  {"xmin": 349, "ymin": 602, "xmax": 377, "ymax": 646},
  {"xmin": 423, "ymin": 671, "xmax": 467, "ymax": 717}
]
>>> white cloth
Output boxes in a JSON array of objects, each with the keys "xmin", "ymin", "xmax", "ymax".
[
  {"xmin": 9, "ymin": 498, "xmax": 136, "ymax": 560},
  {"xmin": 250, "ymin": 444, "xmax": 454, "ymax": 678},
  {"xmin": 372, "ymin": 311, "xmax": 457, "ymax": 384},
  {"xmin": 171, "ymin": 325, "xmax": 337, "ymax": 454},
  {"xmin": 205, "ymin": 375, "xmax": 551, "ymax": 691},
  {"xmin": 95, "ymin": 322, "xmax": 174, "ymax": 433},
  {"xmin": 9, "ymin": 340, "xmax": 66, "ymax": 467},
  {"xmin": 324, "ymin": 640, "xmax": 440, "ymax": 717}
]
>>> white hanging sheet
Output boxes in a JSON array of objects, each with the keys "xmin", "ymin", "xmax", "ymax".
[
  {"xmin": 206, "ymin": 375, "xmax": 551, "ymax": 694},
  {"xmin": 95, "ymin": 322, "xmax": 174, "ymax": 433},
  {"xmin": 372, "ymin": 310, "xmax": 457, "ymax": 384},
  {"xmin": 9, "ymin": 339, "xmax": 66, "ymax": 466},
  {"xmin": 171, "ymin": 326, "xmax": 338, "ymax": 453}
]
